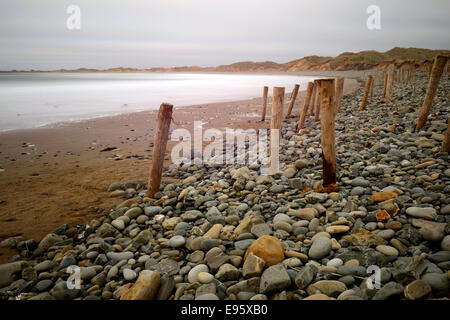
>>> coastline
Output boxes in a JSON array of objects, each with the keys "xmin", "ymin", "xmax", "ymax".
[{"xmin": 0, "ymin": 73, "xmax": 360, "ymax": 262}]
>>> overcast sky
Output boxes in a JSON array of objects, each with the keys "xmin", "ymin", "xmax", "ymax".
[{"xmin": 0, "ymin": 0, "xmax": 449, "ymax": 70}]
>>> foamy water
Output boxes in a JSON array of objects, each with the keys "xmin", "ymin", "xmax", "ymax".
[{"xmin": 0, "ymin": 72, "xmax": 316, "ymax": 132}]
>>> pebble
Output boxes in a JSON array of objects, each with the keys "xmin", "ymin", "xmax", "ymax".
[
  {"xmin": 308, "ymin": 237, "xmax": 332, "ymax": 260},
  {"xmin": 188, "ymin": 264, "xmax": 209, "ymax": 283},
  {"xmin": 376, "ymin": 245, "xmax": 399, "ymax": 257}
]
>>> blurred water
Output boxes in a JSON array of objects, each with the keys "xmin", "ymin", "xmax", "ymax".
[{"xmin": 0, "ymin": 72, "xmax": 315, "ymax": 131}]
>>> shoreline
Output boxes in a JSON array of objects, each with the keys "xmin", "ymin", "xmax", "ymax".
[{"xmin": 0, "ymin": 74, "xmax": 360, "ymax": 262}]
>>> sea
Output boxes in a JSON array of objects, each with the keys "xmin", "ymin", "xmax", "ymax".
[{"xmin": 0, "ymin": 72, "xmax": 316, "ymax": 132}]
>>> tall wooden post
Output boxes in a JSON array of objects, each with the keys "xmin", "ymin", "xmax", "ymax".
[
  {"xmin": 314, "ymin": 91, "xmax": 321, "ymax": 122},
  {"xmin": 285, "ymin": 84, "xmax": 300, "ymax": 120},
  {"xmin": 416, "ymin": 55, "xmax": 449, "ymax": 130},
  {"xmin": 335, "ymin": 78, "xmax": 344, "ymax": 112},
  {"xmin": 442, "ymin": 118, "xmax": 450, "ymax": 153},
  {"xmin": 261, "ymin": 86, "xmax": 269, "ymax": 122},
  {"xmin": 269, "ymin": 87, "xmax": 284, "ymax": 175},
  {"xmin": 382, "ymin": 73, "xmax": 388, "ymax": 99},
  {"xmin": 317, "ymin": 79, "xmax": 336, "ymax": 187},
  {"xmin": 271, "ymin": 87, "xmax": 285, "ymax": 133},
  {"xmin": 147, "ymin": 103, "xmax": 174, "ymax": 198},
  {"xmin": 369, "ymin": 76, "xmax": 374, "ymax": 97},
  {"xmin": 385, "ymin": 68, "xmax": 394, "ymax": 104},
  {"xmin": 360, "ymin": 75, "xmax": 372, "ymax": 110},
  {"xmin": 309, "ymin": 84, "xmax": 317, "ymax": 116},
  {"xmin": 297, "ymin": 82, "xmax": 314, "ymax": 131}
]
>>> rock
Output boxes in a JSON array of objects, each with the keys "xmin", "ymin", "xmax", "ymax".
[
  {"xmin": 376, "ymin": 245, "xmax": 399, "ymax": 256},
  {"xmin": 182, "ymin": 176, "xmax": 197, "ymax": 185},
  {"xmin": 412, "ymin": 219, "xmax": 446, "ymax": 241},
  {"xmin": 50, "ymin": 280, "xmax": 80, "ymax": 300},
  {"xmin": 156, "ymin": 275, "xmax": 175, "ymax": 300},
  {"xmin": 121, "ymin": 270, "xmax": 161, "ymax": 300},
  {"xmin": 327, "ymin": 258, "xmax": 344, "ymax": 268},
  {"xmin": 308, "ymin": 237, "xmax": 332, "ymax": 260},
  {"xmin": 244, "ymin": 235, "xmax": 284, "ymax": 267},
  {"xmin": 326, "ymin": 225, "xmax": 350, "ymax": 234},
  {"xmin": 371, "ymin": 192, "xmax": 397, "ymax": 202},
  {"xmin": 372, "ymin": 281, "xmax": 404, "ymax": 300},
  {"xmin": 377, "ymin": 229, "xmax": 395, "ymax": 240},
  {"xmin": 405, "ymin": 207, "xmax": 437, "ymax": 220},
  {"xmin": 38, "ymin": 233, "xmax": 63, "ymax": 251},
  {"xmin": 404, "ymin": 280, "xmax": 431, "ymax": 300},
  {"xmin": 294, "ymin": 264, "xmax": 317, "ymax": 289},
  {"xmin": 251, "ymin": 223, "xmax": 272, "ymax": 237},
  {"xmin": 242, "ymin": 252, "xmax": 265, "ymax": 278},
  {"xmin": 306, "ymin": 280, "xmax": 346, "ymax": 297},
  {"xmin": 0, "ymin": 236, "xmax": 25, "ymax": 248},
  {"xmin": 168, "ymin": 235, "xmax": 186, "ymax": 248},
  {"xmin": 107, "ymin": 251, "xmax": 134, "ymax": 261},
  {"xmin": 289, "ymin": 208, "xmax": 318, "ymax": 220},
  {"xmin": 421, "ymin": 273, "xmax": 449, "ymax": 291},
  {"xmin": 303, "ymin": 293, "xmax": 330, "ymax": 300},
  {"xmin": 195, "ymin": 293, "xmax": 220, "ymax": 300},
  {"xmin": 260, "ymin": 264, "xmax": 291, "ymax": 293},
  {"xmin": 295, "ymin": 159, "xmax": 309, "ymax": 169},
  {"xmin": 188, "ymin": 264, "xmax": 209, "ymax": 283},
  {"xmin": 111, "ymin": 219, "xmax": 125, "ymax": 230},
  {"xmin": 34, "ymin": 260, "xmax": 54, "ymax": 272},
  {"xmin": 36, "ymin": 279, "xmax": 54, "ymax": 292},
  {"xmin": 342, "ymin": 229, "xmax": 386, "ymax": 247},
  {"xmin": 215, "ymin": 263, "xmax": 240, "ymax": 281},
  {"xmin": 351, "ymin": 177, "xmax": 370, "ymax": 187},
  {"xmin": 123, "ymin": 268, "xmax": 137, "ymax": 281},
  {"xmin": 97, "ymin": 223, "xmax": 119, "ymax": 238},
  {"xmin": 198, "ymin": 272, "xmax": 214, "ymax": 284},
  {"xmin": 441, "ymin": 235, "xmax": 450, "ymax": 251},
  {"xmin": 0, "ymin": 261, "xmax": 25, "ymax": 287},
  {"xmin": 203, "ymin": 224, "xmax": 222, "ymax": 239}
]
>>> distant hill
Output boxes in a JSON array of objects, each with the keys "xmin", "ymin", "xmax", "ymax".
[{"xmin": 6, "ymin": 47, "xmax": 449, "ymax": 73}]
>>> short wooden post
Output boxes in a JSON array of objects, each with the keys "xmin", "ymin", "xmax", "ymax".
[
  {"xmin": 317, "ymin": 79, "xmax": 336, "ymax": 187},
  {"xmin": 147, "ymin": 103, "xmax": 174, "ymax": 198},
  {"xmin": 385, "ymin": 68, "xmax": 394, "ymax": 104},
  {"xmin": 335, "ymin": 78, "xmax": 344, "ymax": 112},
  {"xmin": 416, "ymin": 55, "xmax": 449, "ymax": 130},
  {"xmin": 285, "ymin": 84, "xmax": 300, "ymax": 120},
  {"xmin": 382, "ymin": 73, "xmax": 388, "ymax": 99},
  {"xmin": 442, "ymin": 118, "xmax": 449, "ymax": 153},
  {"xmin": 309, "ymin": 83, "xmax": 317, "ymax": 116},
  {"xmin": 297, "ymin": 81, "xmax": 314, "ymax": 131},
  {"xmin": 360, "ymin": 75, "xmax": 372, "ymax": 110},
  {"xmin": 261, "ymin": 86, "xmax": 269, "ymax": 122}
]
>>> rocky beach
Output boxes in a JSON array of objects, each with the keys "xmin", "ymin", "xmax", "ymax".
[{"xmin": 0, "ymin": 70, "xmax": 449, "ymax": 301}]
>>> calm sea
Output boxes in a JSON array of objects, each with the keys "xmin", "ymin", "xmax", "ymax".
[{"xmin": 0, "ymin": 72, "xmax": 316, "ymax": 132}]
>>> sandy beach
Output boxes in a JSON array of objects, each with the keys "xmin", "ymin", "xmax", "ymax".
[{"xmin": 0, "ymin": 72, "xmax": 360, "ymax": 261}]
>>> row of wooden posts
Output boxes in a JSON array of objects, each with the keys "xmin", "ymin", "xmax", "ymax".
[{"xmin": 145, "ymin": 55, "xmax": 449, "ymax": 198}]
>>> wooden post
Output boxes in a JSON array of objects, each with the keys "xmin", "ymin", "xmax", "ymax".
[
  {"xmin": 335, "ymin": 78, "xmax": 344, "ymax": 112},
  {"xmin": 442, "ymin": 118, "xmax": 450, "ymax": 153},
  {"xmin": 382, "ymin": 73, "xmax": 388, "ymax": 99},
  {"xmin": 297, "ymin": 81, "xmax": 314, "ymax": 131},
  {"xmin": 285, "ymin": 84, "xmax": 300, "ymax": 120},
  {"xmin": 314, "ymin": 88, "xmax": 320, "ymax": 122},
  {"xmin": 261, "ymin": 86, "xmax": 269, "ymax": 122},
  {"xmin": 416, "ymin": 55, "xmax": 449, "ymax": 130},
  {"xmin": 147, "ymin": 103, "xmax": 174, "ymax": 198},
  {"xmin": 269, "ymin": 87, "xmax": 284, "ymax": 175},
  {"xmin": 309, "ymin": 84, "xmax": 317, "ymax": 116},
  {"xmin": 385, "ymin": 68, "xmax": 394, "ymax": 104},
  {"xmin": 317, "ymin": 79, "xmax": 336, "ymax": 187},
  {"xmin": 360, "ymin": 75, "xmax": 372, "ymax": 110},
  {"xmin": 369, "ymin": 76, "xmax": 374, "ymax": 98},
  {"xmin": 271, "ymin": 87, "xmax": 285, "ymax": 133}
]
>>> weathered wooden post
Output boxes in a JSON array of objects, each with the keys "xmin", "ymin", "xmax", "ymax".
[
  {"xmin": 416, "ymin": 55, "xmax": 449, "ymax": 130},
  {"xmin": 147, "ymin": 103, "xmax": 174, "ymax": 198},
  {"xmin": 261, "ymin": 86, "xmax": 269, "ymax": 122},
  {"xmin": 309, "ymin": 84, "xmax": 317, "ymax": 116},
  {"xmin": 297, "ymin": 82, "xmax": 314, "ymax": 131},
  {"xmin": 317, "ymin": 79, "xmax": 336, "ymax": 187},
  {"xmin": 360, "ymin": 75, "xmax": 372, "ymax": 110},
  {"xmin": 442, "ymin": 118, "xmax": 450, "ymax": 153},
  {"xmin": 285, "ymin": 84, "xmax": 300, "ymax": 120},
  {"xmin": 314, "ymin": 87, "xmax": 321, "ymax": 122},
  {"xmin": 382, "ymin": 72, "xmax": 388, "ymax": 99},
  {"xmin": 335, "ymin": 78, "xmax": 344, "ymax": 112},
  {"xmin": 271, "ymin": 87, "xmax": 285, "ymax": 134},
  {"xmin": 269, "ymin": 87, "xmax": 284, "ymax": 175},
  {"xmin": 385, "ymin": 67, "xmax": 394, "ymax": 104},
  {"xmin": 369, "ymin": 75, "xmax": 374, "ymax": 98}
]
